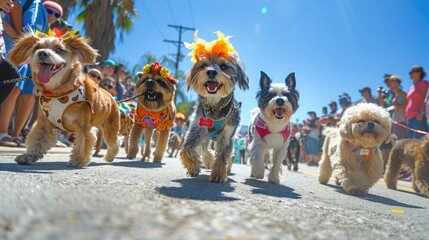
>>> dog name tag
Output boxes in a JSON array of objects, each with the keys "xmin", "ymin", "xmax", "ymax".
[
  {"xmin": 199, "ymin": 117, "xmax": 214, "ymax": 128},
  {"xmin": 359, "ymin": 148, "xmax": 369, "ymax": 156}
]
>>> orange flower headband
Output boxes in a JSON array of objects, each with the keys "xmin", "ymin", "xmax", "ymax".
[
  {"xmin": 34, "ymin": 28, "xmax": 78, "ymax": 40},
  {"xmin": 184, "ymin": 31, "xmax": 238, "ymax": 63},
  {"xmin": 142, "ymin": 62, "xmax": 178, "ymax": 84}
]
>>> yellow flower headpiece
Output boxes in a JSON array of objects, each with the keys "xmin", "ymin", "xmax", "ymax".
[
  {"xmin": 142, "ymin": 62, "xmax": 178, "ymax": 84},
  {"xmin": 34, "ymin": 28, "xmax": 78, "ymax": 40},
  {"xmin": 184, "ymin": 31, "xmax": 238, "ymax": 63}
]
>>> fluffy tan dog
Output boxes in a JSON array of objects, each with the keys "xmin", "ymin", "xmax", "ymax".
[
  {"xmin": 319, "ymin": 103, "xmax": 392, "ymax": 195},
  {"xmin": 126, "ymin": 62, "xmax": 177, "ymax": 162},
  {"xmin": 385, "ymin": 136, "xmax": 429, "ymax": 197},
  {"xmin": 8, "ymin": 31, "xmax": 120, "ymax": 167}
]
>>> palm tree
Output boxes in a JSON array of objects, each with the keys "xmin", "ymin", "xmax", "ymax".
[{"xmin": 56, "ymin": 0, "xmax": 137, "ymax": 60}]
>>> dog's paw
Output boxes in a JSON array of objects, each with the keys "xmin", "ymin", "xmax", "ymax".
[
  {"xmin": 335, "ymin": 177, "xmax": 341, "ymax": 186},
  {"xmin": 15, "ymin": 153, "xmax": 40, "ymax": 165},
  {"xmin": 126, "ymin": 153, "xmax": 137, "ymax": 160},
  {"xmin": 345, "ymin": 186, "xmax": 367, "ymax": 196},
  {"xmin": 412, "ymin": 184, "xmax": 419, "ymax": 193},
  {"xmin": 386, "ymin": 183, "xmax": 397, "ymax": 190},
  {"xmin": 251, "ymin": 168, "xmax": 264, "ymax": 179},
  {"xmin": 268, "ymin": 173, "xmax": 280, "ymax": 184},
  {"xmin": 209, "ymin": 172, "xmax": 227, "ymax": 183},
  {"xmin": 187, "ymin": 168, "xmax": 200, "ymax": 177},
  {"xmin": 153, "ymin": 156, "xmax": 163, "ymax": 163},
  {"xmin": 67, "ymin": 159, "xmax": 89, "ymax": 168}
]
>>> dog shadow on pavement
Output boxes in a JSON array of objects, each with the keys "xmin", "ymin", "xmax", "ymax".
[
  {"xmin": 0, "ymin": 161, "xmax": 84, "ymax": 174},
  {"xmin": 157, "ymin": 175, "xmax": 239, "ymax": 201},
  {"xmin": 325, "ymin": 184, "xmax": 424, "ymax": 209},
  {"xmin": 91, "ymin": 160, "xmax": 164, "ymax": 169},
  {"xmin": 243, "ymin": 179, "xmax": 302, "ymax": 199}
]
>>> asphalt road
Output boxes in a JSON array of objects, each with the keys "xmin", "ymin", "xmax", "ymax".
[{"xmin": 0, "ymin": 147, "xmax": 428, "ymax": 240}]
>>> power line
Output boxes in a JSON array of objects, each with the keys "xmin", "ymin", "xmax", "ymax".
[
  {"xmin": 187, "ymin": 0, "xmax": 196, "ymax": 28},
  {"xmin": 164, "ymin": 25, "xmax": 196, "ymax": 78},
  {"xmin": 166, "ymin": 0, "xmax": 177, "ymax": 25},
  {"xmin": 141, "ymin": 1, "xmax": 166, "ymax": 39}
]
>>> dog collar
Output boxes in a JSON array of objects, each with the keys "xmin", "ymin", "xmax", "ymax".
[
  {"xmin": 255, "ymin": 115, "xmax": 291, "ymax": 143},
  {"xmin": 41, "ymin": 83, "xmax": 81, "ymax": 99},
  {"xmin": 199, "ymin": 104, "xmax": 234, "ymax": 141},
  {"xmin": 348, "ymin": 142, "xmax": 377, "ymax": 162},
  {"xmin": 201, "ymin": 93, "xmax": 233, "ymax": 112}
]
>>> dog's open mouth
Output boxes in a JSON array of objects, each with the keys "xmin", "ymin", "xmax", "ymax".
[
  {"xmin": 145, "ymin": 90, "xmax": 160, "ymax": 101},
  {"xmin": 274, "ymin": 108, "xmax": 286, "ymax": 119},
  {"xmin": 37, "ymin": 62, "xmax": 65, "ymax": 84},
  {"xmin": 206, "ymin": 81, "xmax": 222, "ymax": 94}
]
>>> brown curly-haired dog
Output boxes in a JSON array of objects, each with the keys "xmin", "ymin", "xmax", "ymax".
[
  {"xmin": 8, "ymin": 32, "xmax": 120, "ymax": 167},
  {"xmin": 385, "ymin": 136, "xmax": 429, "ymax": 198}
]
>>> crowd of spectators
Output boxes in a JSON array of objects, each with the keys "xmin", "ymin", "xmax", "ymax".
[{"xmin": 293, "ymin": 66, "xmax": 428, "ymax": 181}]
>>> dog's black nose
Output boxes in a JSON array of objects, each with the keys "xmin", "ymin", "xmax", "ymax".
[
  {"xmin": 367, "ymin": 122, "xmax": 375, "ymax": 128},
  {"xmin": 276, "ymin": 98, "xmax": 285, "ymax": 106},
  {"xmin": 38, "ymin": 51, "xmax": 48, "ymax": 59},
  {"xmin": 207, "ymin": 70, "xmax": 217, "ymax": 79},
  {"xmin": 146, "ymin": 80, "xmax": 155, "ymax": 88}
]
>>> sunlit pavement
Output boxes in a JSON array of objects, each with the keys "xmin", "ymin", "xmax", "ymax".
[{"xmin": 1, "ymin": 146, "xmax": 427, "ymax": 239}]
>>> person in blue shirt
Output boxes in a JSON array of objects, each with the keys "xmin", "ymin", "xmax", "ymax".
[
  {"xmin": 0, "ymin": 0, "xmax": 19, "ymax": 107},
  {"xmin": 0, "ymin": 0, "xmax": 49, "ymax": 148}
]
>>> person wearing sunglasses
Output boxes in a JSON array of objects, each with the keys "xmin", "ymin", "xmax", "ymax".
[
  {"xmin": 87, "ymin": 68, "xmax": 103, "ymax": 84},
  {"xmin": 43, "ymin": 1, "xmax": 63, "ymax": 25},
  {"xmin": 99, "ymin": 77, "xmax": 118, "ymax": 98}
]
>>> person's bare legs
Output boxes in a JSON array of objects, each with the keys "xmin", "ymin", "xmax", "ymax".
[
  {"xmin": 0, "ymin": 87, "xmax": 20, "ymax": 133},
  {"xmin": 12, "ymin": 94, "xmax": 35, "ymax": 139}
]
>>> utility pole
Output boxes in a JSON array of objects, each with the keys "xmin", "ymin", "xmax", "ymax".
[{"xmin": 164, "ymin": 25, "xmax": 196, "ymax": 79}]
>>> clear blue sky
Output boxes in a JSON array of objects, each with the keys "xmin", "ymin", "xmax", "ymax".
[{"xmin": 72, "ymin": 0, "xmax": 429, "ymax": 125}]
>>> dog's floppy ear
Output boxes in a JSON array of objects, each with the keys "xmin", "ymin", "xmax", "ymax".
[
  {"xmin": 260, "ymin": 71, "xmax": 271, "ymax": 90},
  {"xmin": 285, "ymin": 72, "xmax": 296, "ymax": 89},
  {"xmin": 65, "ymin": 36, "xmax": 99, "ymax": 64},
  {"xmin": 137, "ymin": 72, "xmax": 144, "ymax": 79},
  {"xmin": 135, "ymin": 72, "xmax": 144, "ymax": 87},
  {"xmin": 8, "ymin": 34, "xmax": 38, "ymax": 66},
  {"xmin": 338, "ymin": 119, "xmax": 353, "ymax": 141},
  {"xmin": 235, "ymin": 63, "xmax": 249, "ymax": 91}
]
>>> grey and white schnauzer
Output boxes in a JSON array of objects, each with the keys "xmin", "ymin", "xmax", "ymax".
[
  {"xmin": 179, "ymin": 33, "xmax": 249, "ymax": 183},
  {"xmin": 248, "ymin": 71, "xmax": 299, "ymax": 183}
]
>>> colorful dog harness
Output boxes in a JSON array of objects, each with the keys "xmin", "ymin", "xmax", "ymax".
[
  {"xmin": 135, "ymin": 103, "xmax": 175, "ymax": 131},
  {"xmin": 255, "ymin": 115, "xmax": 291, "ymax": 143},
  {"xmin": 39, "ymin": 85, "xmax": 89, "ymax": 132},
  {"xmin": 199, "ymin": 106, "xmax": 234, "ymax": 141}
]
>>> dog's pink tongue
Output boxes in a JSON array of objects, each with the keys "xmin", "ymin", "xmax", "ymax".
[
  {"xmin": 274, "ymin": 108, "xmax": 286, "ymax": 118},
  {"xmin": 37, "ymin": 65, "xmax": 53, "ymax": 84},
  {"xmin": 207, "ymin": 82, "xmax": 219, "ymax": 92}
]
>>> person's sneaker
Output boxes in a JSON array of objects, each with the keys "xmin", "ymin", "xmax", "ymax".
[
  {"xmin": 0, "ymin": 135, "xmax": 18, "ymax": 147},
  {"xmin": 55, "ymin": 140, "xmax": 67, "ymax": 148},
  {"xmin": 398, "ymin": 171, "xmax": 411, "ymax": 180},
  {"xmin": 12, "ymin": 137, "xmax": 26, "ymax": 148},
  {"xmin": 402, "ymin": 175, "xmax": 413, "ymax": 181}
]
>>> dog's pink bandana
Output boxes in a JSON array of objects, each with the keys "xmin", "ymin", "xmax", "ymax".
[{"xmin": 255, "ymin": 115, "xmax": 291, "ymax": 143}]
